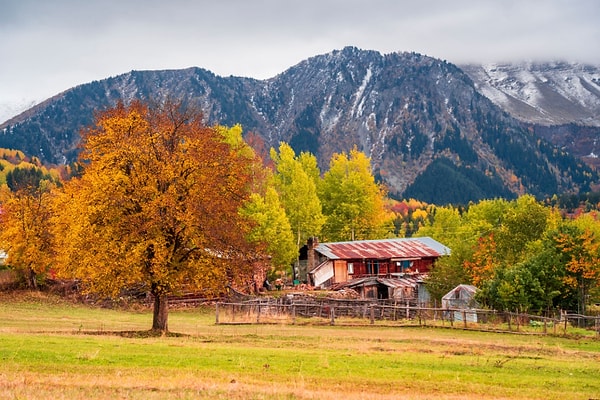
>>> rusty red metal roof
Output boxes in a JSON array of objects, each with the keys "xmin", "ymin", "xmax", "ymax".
[{"xmin": 315, "ymin": 237, "xmax": 450, "ymax": 260}]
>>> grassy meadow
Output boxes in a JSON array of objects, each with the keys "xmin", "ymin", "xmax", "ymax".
[{"xmin": 0, "ymin": 291, "xmax": 599, "ymax": 399}]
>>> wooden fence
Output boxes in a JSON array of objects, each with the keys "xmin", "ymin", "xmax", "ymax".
[{"xmin": 215, "ymin": 297, "xmax": 600, "ymax": 337}]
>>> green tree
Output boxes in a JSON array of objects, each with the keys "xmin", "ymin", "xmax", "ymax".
[
  {"xmin": 495, "ymin": 195, "xmax": 549, "ymax": 265},
  {"xmin": 6, "ymin": 167, "xmax": 46, "ymax": 194},
  {"xmin": 52, "ymin": 100, "xmax": 260, "ymax": 333},
  {"xmin": 241, "ymin": 186, "xmax": 297, "ymax": 279},
  {"xmin": 496, "ymin": 266, "xmax": 538, "ymax": 312},
  {"xmin": 479, "ymin": 234, "xmax": 569, "ymax": 314},
  {"xmin": 463, "ymin": 198, "xmax": 508, "ymax": 238},
  {"xmin": 461, "ymin": 196, "xmax": 548, "ymax": 287},
  {"xmin": 270, "ymin": 143, "xmax": 325, "ymax": 247},
  {"xmin": 419, "ymin": 206, "xmax": 472, "ymax": 302},
  {"xmin": 319, "ymin": 147, "xmax": 393, "ymax": 242},
  {"xmin": 298, "ymin": 151, "xmax": 321, "ymax": 185}
]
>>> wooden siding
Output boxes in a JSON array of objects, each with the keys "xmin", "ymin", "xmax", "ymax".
[
  {"xmin": 333, "ymin": 260, "xmax": 348, "ymax": 283},
  {"xmin": 346, "ymin": 258, "xmax": 434, "ymax": 277}
]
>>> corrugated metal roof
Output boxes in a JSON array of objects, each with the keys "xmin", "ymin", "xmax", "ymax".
[
  {"xmin": 342, "ymin": 276, "xmax": 422, "ymax": 289},
  {"xmin": 442, "ymin": 284, "xmax": 478, "ymax": 300},
  {"xmin": 315, "ymin": 237, "xmax": 450, "ymax": 260}
]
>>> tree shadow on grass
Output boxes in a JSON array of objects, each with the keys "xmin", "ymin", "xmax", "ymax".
[{"xmin": 82, "ymin": 330, "xmax": 189, "ymax": 338}]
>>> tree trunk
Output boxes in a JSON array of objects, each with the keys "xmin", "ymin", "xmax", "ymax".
[
  {"xmin": 26, "ymin": 267, "xmax": 38, "ymax": 290},
  {"xmin": 152, "ymin": 293, "xmax": 169, "ymax": 333}
]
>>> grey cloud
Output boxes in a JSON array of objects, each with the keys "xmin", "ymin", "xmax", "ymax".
[{"xmin": 0, "ymin": 0, "xmax": 599, "ymax": 106}]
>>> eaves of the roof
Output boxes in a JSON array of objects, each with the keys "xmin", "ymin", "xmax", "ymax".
[{"xmin": 315, "ymin": 237, "xmax": 450, "ymax": 260}]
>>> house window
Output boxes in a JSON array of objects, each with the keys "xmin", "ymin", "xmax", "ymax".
[
  {"xmin": 347, "ymin": 263, "xmax": 354, "ymax": 274},
  {"xmin": 398, "ymin": 260, "xmax": 412, "ymax": 272},
  {"xmin": 367, "ymin": 260, "xmax": 380, "ymax": 275}
]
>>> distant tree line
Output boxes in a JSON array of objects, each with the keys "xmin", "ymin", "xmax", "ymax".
[{"xmin": 403, "ymin": 157, "xmax": 514, "ymax": 205}]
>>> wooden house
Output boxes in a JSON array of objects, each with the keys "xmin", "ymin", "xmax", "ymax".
[{"xmin": 301, "ymin": 237, "xmax": 450, "ymax": 288}]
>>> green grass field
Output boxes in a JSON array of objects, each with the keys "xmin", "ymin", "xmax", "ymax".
[{"xmin": 1, "ymin": 291, "xmax": 599, "ymax": 399}]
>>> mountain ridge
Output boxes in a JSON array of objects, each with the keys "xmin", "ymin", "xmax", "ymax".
[{"xmin": 1, "ymin": 47, "xmax": 597, "ymax": 203}]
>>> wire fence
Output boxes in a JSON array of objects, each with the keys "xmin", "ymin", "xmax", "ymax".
[{"xmin": 215, "ymin": 297, "xmax": 600, "ymax": 337}]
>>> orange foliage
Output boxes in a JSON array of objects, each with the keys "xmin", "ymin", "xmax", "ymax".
[
  {"xmin": 554, "ymin": 228, "xmax": 600, "ymax": 285},
  {"xmin": 53, "ymin": 100, "xmax": 263, "ymax": 331},
  {"xmin": 464, "ymin": 233, "xmax": 498, "ymax": 286},
  {"xmin": 244, "ymin": 131, "xmax": 271, "ymax": 167}
]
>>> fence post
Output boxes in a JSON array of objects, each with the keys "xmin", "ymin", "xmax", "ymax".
[
  {"xmin": 370, "ymin": 306, "xmax": 375, "ymax": 325},
  {"xmin": 292, "ymin": 304, "xmax": 296, "ymax": 325},
  {"xmin": 543, "ymin": 319, "xmax": 547, "ymax": 334},
  {"xmin": 215, "ymin": 303, "xmax": 220, "ymax": 324},
  {"xmin": 330, "ymin": 306, "xmax": 335, "ymax": 326},
  {"xmin": 256, "ymin": 304, "xmax": 261, "ymax": 323},
  {"xmin": 507, "ymin": 313, "xmax": 511, "ymax": 331},
  {"xmin": 463, "ymin": 310, "xmax": 467, "ymax": 328}
]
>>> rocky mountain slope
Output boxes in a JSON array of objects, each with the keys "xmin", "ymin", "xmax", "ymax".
[
  {"xmin": 462, "ymin": 62, "xmax": 600, "ymax": 168},
  {"xmin": 461, "ymin": 62, "xmax": 600, "ymax": 127},
  {"xmin": 0, "ymin": 47, "xmax": 597, "ymax": 203}
]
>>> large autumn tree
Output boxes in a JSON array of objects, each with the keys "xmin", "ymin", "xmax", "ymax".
[{"xmin": 53, "ymin": 100, "xmax": 260, "ymax": 333}]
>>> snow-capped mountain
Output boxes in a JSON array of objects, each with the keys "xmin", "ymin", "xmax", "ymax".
[
  {"xmin": 0, "ymin": 48, "xmax": 597, "ymax": 203},
  {"xmin": 462, "ymin": 62, "xmax": 600, "ymax": 127},
  {"xmin": 0, "ymin": 98, "xmax": 40, "ymax": 125}
]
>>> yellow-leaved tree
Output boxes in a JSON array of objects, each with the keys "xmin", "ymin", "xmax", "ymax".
[
  {"xmin": 0, "ymin": 166, "xmax": 58, "ymax": 288},
  {"xmin": 52, "ymin": 100, "xmax": 260, "ymax": 333},
  {"xmin": 319, "ymin": 147, "xmax": 393, "ymax": 241}
]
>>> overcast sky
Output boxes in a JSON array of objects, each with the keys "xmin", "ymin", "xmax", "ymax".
[{"xmin": 1, "ymin": 0, "xmax": 599, "ymax": 114}]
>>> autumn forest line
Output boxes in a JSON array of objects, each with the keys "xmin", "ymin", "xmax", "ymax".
[{"xmin": 0, "ymin": 100, "xmax": 599, "ymax": 332}]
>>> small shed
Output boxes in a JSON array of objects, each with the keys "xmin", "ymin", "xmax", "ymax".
[{"xmin": 442, "ymin": 284, "xmax": 479, "ymax": 322}]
